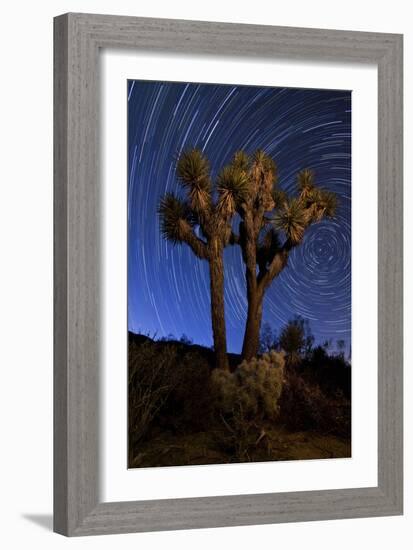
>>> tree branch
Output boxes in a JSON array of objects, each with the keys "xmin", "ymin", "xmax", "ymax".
[
  {"xmin": 253, "ymin": 201, "xmax": 266, "ymax": 238},
  {"xmin": 258, "ymin": 238, "xmax": 295, "ymax": 291},
  {"xmin": 178, "ymin": 219, "xmax": 209, "ymax": 260},
  {"xmin": 229, "ymin": 231, "xmax": 240, "ymax": 245}
]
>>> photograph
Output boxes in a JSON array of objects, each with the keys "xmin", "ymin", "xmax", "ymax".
[{"xmin": 127, "ymin": 79, "xmax": 352, "ymax": 468}]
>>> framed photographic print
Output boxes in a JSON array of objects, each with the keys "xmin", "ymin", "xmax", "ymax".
[
  {"xmin": 126, "ymin": 80, "xmax": 352, "ymax": 469},
  {"xmin": 54, "ymin": 13, "xmax": 403, "ymax": 536}
]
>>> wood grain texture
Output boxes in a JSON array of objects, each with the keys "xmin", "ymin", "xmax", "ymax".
[
  {"xmin": 53, "ymin": 13, "xmax": 403, "ymax": 536},
  {"xmin": 377, "ymin": 33, "xmax": 403, "ymax": 508},
  {"xmin": 53, "ymin": 14, "xmax": 69, "ymax": 536}
]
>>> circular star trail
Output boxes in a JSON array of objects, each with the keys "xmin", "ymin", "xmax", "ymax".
[{"xmin": 128, "ymin": 80, "xmax": 351, "ymax": 352}]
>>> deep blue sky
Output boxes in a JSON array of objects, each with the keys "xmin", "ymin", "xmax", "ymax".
[{"xmin": 127, "ymin": 80, "xmax": 351, "ymax": 353}]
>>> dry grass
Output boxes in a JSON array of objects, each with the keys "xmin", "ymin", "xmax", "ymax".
[{"xmin": 130, "ymin": 425, "xmax": 350, "ymax": 468}]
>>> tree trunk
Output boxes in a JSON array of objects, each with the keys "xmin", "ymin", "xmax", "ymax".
[
  {"xmin": 241, "ymin": 277, "xmax": 264, "ymax": 361},
  {"xmin": 209, "ymin": 254, "xmax": 229, "ymax": 371}
]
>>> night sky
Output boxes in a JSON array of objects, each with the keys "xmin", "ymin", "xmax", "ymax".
[{"xmin": 127, "ymin": 80, "xmax": 351, "ymax": 353}]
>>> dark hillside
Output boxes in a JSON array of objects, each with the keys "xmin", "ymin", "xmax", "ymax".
[{"xmin": 128, "ymin": 332, "xmax": 351, "ymax": 468}]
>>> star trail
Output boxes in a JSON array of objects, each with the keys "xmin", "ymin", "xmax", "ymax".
[{"xmin": 127, "ymin": 80, "xmax": 351, "ymax": 353}]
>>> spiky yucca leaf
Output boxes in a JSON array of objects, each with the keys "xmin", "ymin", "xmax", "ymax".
[
  {"xmin": 272, "ymin": 188, "xmax": 288, "ymax": 208},
  {"xmin": 297, "ymin": 169, "xmax": 316, "ymax": 205},
  {"xmin": 319, "ymin": 190, "xmax": 337, "ymax": 218},
  {"xmin": 232, "ymin": 150, "xmax": 250, "ymax": 171},
  {"xmin": 305, "ymin": 187, "xmax": 338, "ymax": 222},
  {"xmin": 250, "ymin": 150, "xmax": 277, "ymax": 210},
  {"xmin": 252, "ymin": 149, "xmax": 276, "ymax": 174},
  {"xmin": 176, "ymin": 149, "xmax": 210, "ymax": 186},
  {"xmin": 301, "ymin": 186, "xmax": 322, "ymax": 219},
  {"xmin": 216, "ymin": 165, "xmax": 249, "ymax": 215},
  {"xmin": 274, "ymin": 198, "xmax": 307, "ymax": 244},
  {"xmin": 297, "ymin": 168, "xmax": 315, "ymax": 193},
  {"xmin": 176, "ymin": 149, "xmax": 212, "ymax": 212},
  {"xmin": 158, "ymin": 193, "xmax": 192, "ymax": 244}
]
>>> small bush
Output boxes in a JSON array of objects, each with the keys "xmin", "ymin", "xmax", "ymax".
[
  {"xmin": 128, "ymin": 341, "xmax": 182, "ymax": 462},
  {"xmin": 212, "ymin": 351, "xmax": 285, "ymax": 420},
  {"xmin": 279, "ymin": 371, "xmax": 350, "ymax": 437},
  {"xmin": 211, "ymin": 352, "xmax": 285, "ymax": 460},
  {"xmin": 300, "ymin": 346, "xmax": 351, "ymax": 398},
  {"xmin": 162, "ymin": 351, "xmax": 213, "ymax": 432},
  {"xmin": 128, "ymin": 337, "xmax": 214, "ymax": 464}
]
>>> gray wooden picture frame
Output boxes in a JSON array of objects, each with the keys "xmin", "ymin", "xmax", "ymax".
[{"xmin": 54, "ymin": 12, "xmax": 403, "ymax": 536}]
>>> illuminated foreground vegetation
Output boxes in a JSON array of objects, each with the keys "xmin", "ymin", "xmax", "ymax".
[{"xmin": 128, "ymin": 319, "xmax": 350, "ymax": 468}]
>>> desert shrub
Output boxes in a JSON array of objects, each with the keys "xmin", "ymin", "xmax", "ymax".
[
  {"xmin": 279, "ymin": 320, "xmax": 305, "ymax": 363},
  {"xmin": 128, "ymin": 341, "xmax": 183, "ymax": 462},
  {"xmin": 279, "ymin": 371, "xmax": 351, "ymax": 437},
  {"xmin": 212, "ymin": 351, "xmax": 285, "ymax": 420},
  {"xmin": 128, "ymin": 336, "xmax": 215, "ymax": 461},
  {"xmin": 300, "ymin": 345, "xmax": 351, "ymax": 398},
  {"xmin": 162, "ymin": 351, "xmax": 213, "ymax": 432},
  {"xmin": 279, "ymin": 316, "xmax": 314, "ymax": 367},
  {"xmin": 211, "ymin": 352, "xmax": 285, "ymax": 460}
]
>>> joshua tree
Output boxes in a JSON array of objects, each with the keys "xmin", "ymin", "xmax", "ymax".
[
  {"xmin": 158, "ymin": 149, "xmax": 248, "ymax": 370},
  {"xmin": 225, "ymin": 150, "xmax": 337, "ymax": 360},
  {"xmin": 279, "ymin": 317, "xmax": 305, "ymax": 367}
]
